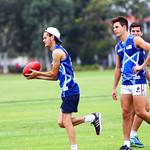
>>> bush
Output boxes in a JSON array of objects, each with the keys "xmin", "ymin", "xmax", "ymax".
[
  {"xmin": 9, "ymin": 65, "xmax": 23, "ymax": 73},
  {"xmin": 0, "ymin": 67, "xmax": 2, "ymax": 74}
]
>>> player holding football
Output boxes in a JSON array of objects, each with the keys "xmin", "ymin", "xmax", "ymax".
[
  {"xmin": 111, "ymin": 16, "xmax": 150, "ymax": 150},
  {"xmin": 26, "ymin": 27, "xmax": 102, "ymax": 150}
]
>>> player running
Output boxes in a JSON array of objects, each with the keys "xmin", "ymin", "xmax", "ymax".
[{"xmin": 26, "ymin": 27, "xmax": 102, "ymax": 150}]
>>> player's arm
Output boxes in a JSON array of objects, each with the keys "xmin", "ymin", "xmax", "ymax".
[
  {"xmin": 132, "ymin": 36, "xmax": 150, "ymax": 73},
  {"xmin": 27, "ymin": 49, "xmax": 61, "ymax": 80},
  {"xmin": 35, "ymin": 76, "xmax": 58, "ymax": 81},
  {"xmin": 112, "ymin": 47, "xmax": 121, "ymax": 100}
]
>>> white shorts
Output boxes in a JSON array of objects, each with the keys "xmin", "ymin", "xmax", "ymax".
[{"xmin": 121, "ymin": 84, "xmax": 147, "ymax": 96}]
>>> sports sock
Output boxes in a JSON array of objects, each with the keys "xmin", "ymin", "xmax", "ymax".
[
  {"xmin": 130, "ymin": 130, "xmax": 137, "ymax": 138},
  {"xmin": 71, "ymin": 145, "xmax": 78, "ymax": 150},
  {"xmin": 124, "ymin": 141, "xmax": 130, "ymax": 148},
  {"xmin": 84, "ymin": 115, "xmax": 95, "ymax": 122}
]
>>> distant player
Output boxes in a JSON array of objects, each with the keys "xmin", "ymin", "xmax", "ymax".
[
  {"xmin": 26, "ymin": 27, "xmax": 102, "ymax": 150},
  {"xmin": 129, "ymin": 22, "xmax": 150, "ymax": 148}
]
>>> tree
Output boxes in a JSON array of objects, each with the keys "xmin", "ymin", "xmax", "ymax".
[
  {"xmin": 22, "ymin": 0, "xmax": 74, "ymax": 70},
  {"xmin": 0, "ymin": 0, "xmax": 26, "ymax": 73},
  {"xmin": 0, "ymin": 0, "xmax": 149, "ymax": 71},
  {"xmin": 76, "ymin": 0, "xmax": 149, "ymax": 65}
]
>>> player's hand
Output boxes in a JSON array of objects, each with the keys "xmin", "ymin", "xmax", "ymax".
[
  {"xmin": 26, "ymin": 69, "xmax": 38, "ymax": 79},
  {"xmin": 112, "ymin": 89, "xmax": 118, "ymax": 100},
  {"xmin": 132, "ymin": 65, "xmax": 142, "ymax": 74}
]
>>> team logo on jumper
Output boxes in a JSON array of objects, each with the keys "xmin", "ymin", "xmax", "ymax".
[
  {"xmin": 118, "ymin": 48, "xmax": 124, "ymax": 52},
  {"xmin": 126, "ymin": 45, "xmax": 132, "ymax": 50},
  {"xmin": 136, "ymin": 87, "xmax": 140, "ymax": 93},
  {"xmin": 133, "ymin": 76, "xmax": 140, "ymax": 79}
]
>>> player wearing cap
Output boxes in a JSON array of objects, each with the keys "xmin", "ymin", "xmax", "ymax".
[{"xmin": 26, "ymin": 27, "xmax": 102, "ymax": 150}]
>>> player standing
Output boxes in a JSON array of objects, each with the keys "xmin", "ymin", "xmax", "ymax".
[
  {"xmin": 129, "ymin": 22, "xmax": 150, "ymax": 148},
  {"xmin": 111, "ymin": 16, "xmax": 150, "ymax": 150}
]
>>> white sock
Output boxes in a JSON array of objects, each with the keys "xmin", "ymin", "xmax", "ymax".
[
  {"xmin": 124, "ymin": 141, "xmax": 130, "ymax": 148},
  {"xmin": 130, "ymin": 130, "xmax": 137, "ymax": 138},
  {"xmin": 71, "ymin": 145, "xmax": 78, "ymax": 150},
  {"xmin": 84, "ymin": 115, "xmax": 95, "ymax": 122}
]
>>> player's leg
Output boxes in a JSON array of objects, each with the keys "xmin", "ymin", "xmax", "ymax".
[
  {"xmin": 131, "ymin": 97, "xmax": 149, "ymax": 133},
  {"xmin": 58, "ymin": 94, "xmax": 80, "ymax": 128},
  {"xmin": 58, "ymin": 109, "xmax": 65, "ymax": 128},
  {"xmin": 58, "ymin": 94, "xmax": 102, "ymax": 135},
  {"xmin": 71, "ymin": 112, "xmax": 102, "ymax": 135},
  {"xmin": 58, "ymin": 109, "xmax": 77, "ymax": 150},
  {"xmin": 63, "ymin": 113, "xmax": 77, "ymax": 145},
  {"xmin": 58, "ymin": 109, "xmax": 102, "ymax": 135},
  {"xmin": 145, "ymin": 97, "xmax": 150, "ymax": 112},
  {"xmin": 133, "ymin": 95, "xmax": 150, "ymax": 124},
  {"xmin": 130, "ymin": 115, "xmax": 144, "ymax": 147},
  {"xmin": 132, "ymin": 84, "xmax": 150, "ymax": 124},
  {"xmin": 118, "ymin": 85, "xmax": 133, "ymax": 150},
  {"xmin": 120, "ymin": 94, "xmax": 133, "ymax": 148},
  {"xmin": 58, "ymin": 109, "xmax": 85, "ymax": 128},
  {"xmin": 131, "ymin": 116, "xmax": 142, "ymax": 135},
  {"xmin": 130, "ymin": 84, "xmax": 150, "ymax": 147},
  {"xmin": 130, "ymin": 108, "xmax": 135, "ymax": 129}
]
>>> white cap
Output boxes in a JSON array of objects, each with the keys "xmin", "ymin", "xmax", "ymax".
[{"xmin": 45, "ymin": 27, "xmax": 62, "ymax": 44}]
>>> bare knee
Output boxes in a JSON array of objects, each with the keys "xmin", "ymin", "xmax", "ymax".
[
  {"xmin": 63, "ymin": 119, "xmax": 69, "ymax": 127},
  {"xmin": 135, "ymin": 110, "xmax": 146, "ymax": 119},
  {"xmin": 146, "ymin": 105, "xmax": 150, "ymax": 112},
  {"xmin": 122, "ymin": 110, "xmax": 131, "ymax": 119},
  {"xmin": 62, "ymin": 117, "xmax": 73, "ymax": 128},
  {"xmin": 58, "ymin": 121, "xmax": 65, "ymax": 128}
]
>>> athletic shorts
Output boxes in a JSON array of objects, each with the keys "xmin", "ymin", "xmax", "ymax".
[
  {"xmin": 121, "ymin": 84, "xmax": 147, "ymax": 96},
  {"xmin": 60, "ymin": 94, "xmax": 80, "ymax": 113}
]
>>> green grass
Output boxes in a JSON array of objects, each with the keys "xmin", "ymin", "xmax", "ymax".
[{"xmin": 0, "ymin": 70, "xmax": 150, "ymax": 150}]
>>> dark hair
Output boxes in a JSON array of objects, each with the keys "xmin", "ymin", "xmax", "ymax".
[
  {"xmin": 130, "ymin": 22, "xmax": 143, "ymax": 32},
  {"xmin": 111, "ymin": 16, "xmax": 128, "ymax": 31},
  {"xmin": 54, "ymin": 38, "xmax": 59, "ymax": 44},
  {"xmin": 47, "ymin": 32, "xmax": 52, "ymax": 37}
]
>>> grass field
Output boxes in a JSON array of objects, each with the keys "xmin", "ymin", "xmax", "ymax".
[{"xmin": 0, "ymin": 70, "xmax": 150, "ymax": 150}]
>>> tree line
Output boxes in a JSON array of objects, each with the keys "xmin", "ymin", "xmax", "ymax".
[{"xmin": 0, "ymin": 0, "xmax": 149, "ymax": 72}]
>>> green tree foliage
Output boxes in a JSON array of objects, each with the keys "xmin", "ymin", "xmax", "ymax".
[
  {"xmin": 62, "ymin": 0, "xmax": 90, "ymax": 61},
  {"xmin": 0, "ymin": 0, "xmax": 149, "ymax": 66},
  {"xmin": 77, "ymin": 0, "xmax": 149, "ymax": 64},
  {"xmin": 0, "ymin": 0, "xmax": 25, "ymax": 54},
  {"xmin": 21, "ymin": 0, "xmax": 75, "ymax": 58}
]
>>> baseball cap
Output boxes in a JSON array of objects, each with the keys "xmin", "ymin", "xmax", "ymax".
[{"xmin": 45, "ymin": 27, "xmax": 63, "ymax": 44}]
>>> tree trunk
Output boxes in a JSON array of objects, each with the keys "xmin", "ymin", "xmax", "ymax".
[
  {"xmin": 3, "ymin": 52, "xmax": 8, "ymax": 74},
  {"xmin": 43, "ymin": 15, "xmax": 51, "ymax": 71},
  {"xmin": 44, "ymin": 47, "xmax": 51, "ymax": 71},
  {"xmin": 2, "ymin": 32, "xmax": 9, "ymax": 74}
]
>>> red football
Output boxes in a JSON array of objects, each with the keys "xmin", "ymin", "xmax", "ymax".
[{"xmin": 22, "ymin": 61, "xmax": 41, "ymax": 77}]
